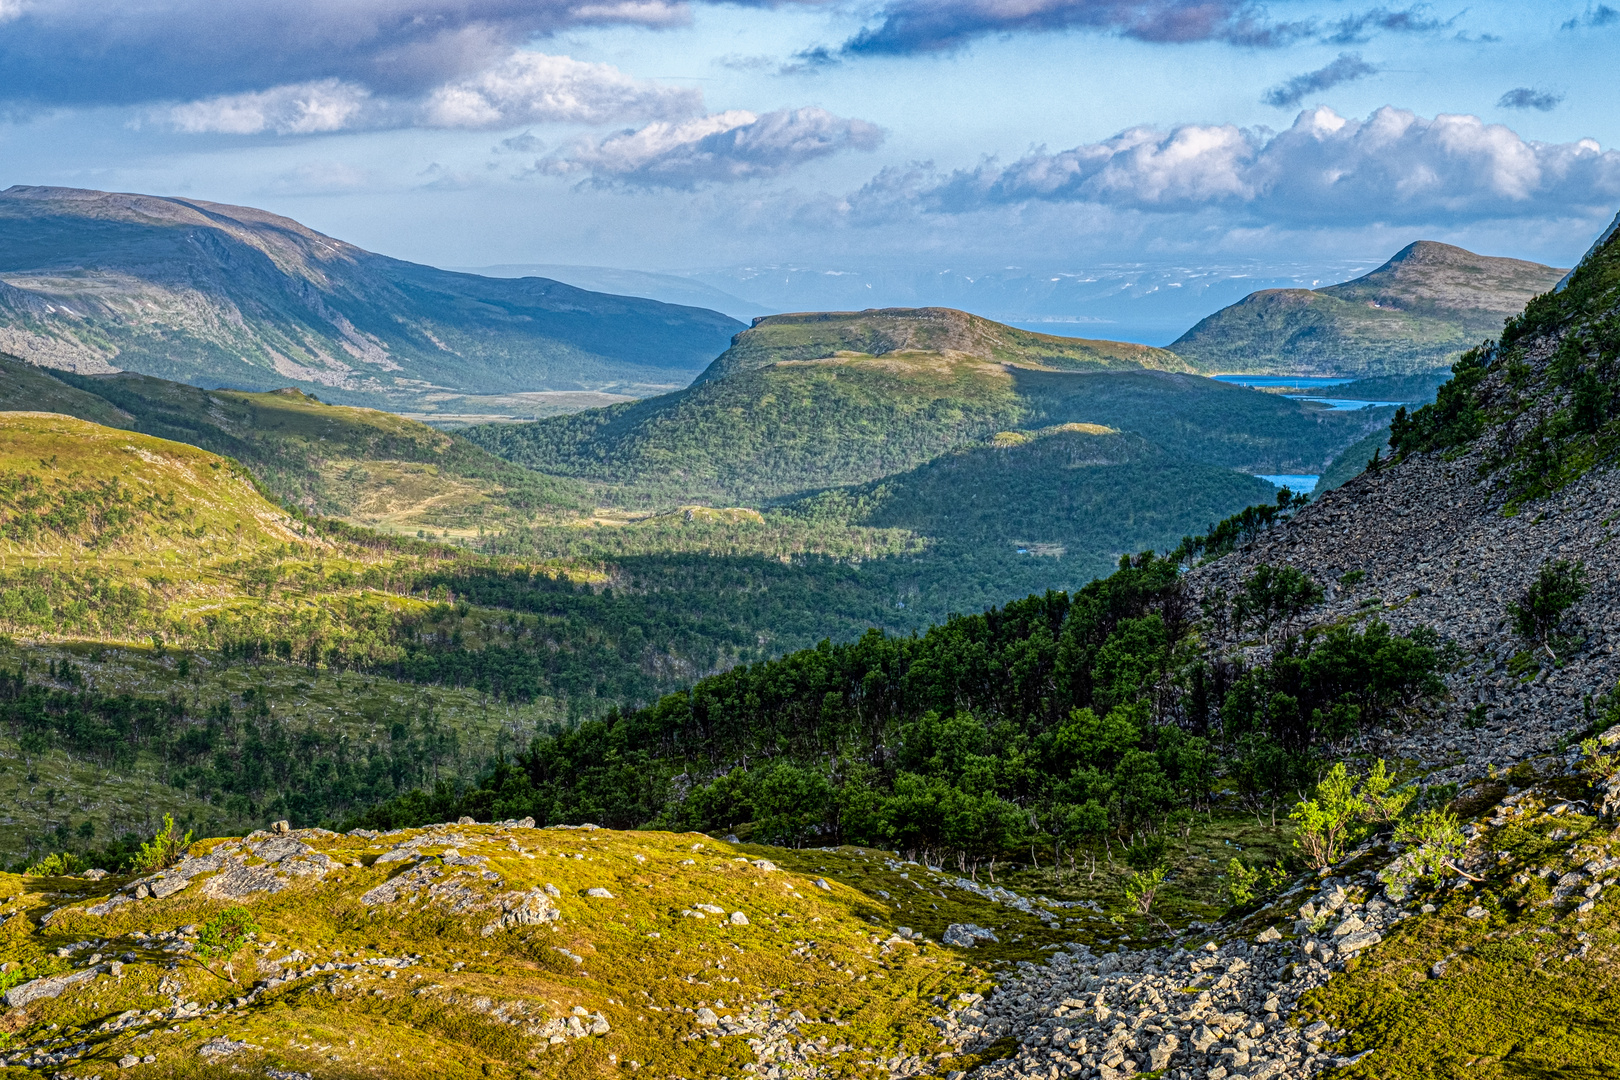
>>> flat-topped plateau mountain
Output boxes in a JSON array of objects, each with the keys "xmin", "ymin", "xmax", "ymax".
[
  {"xmin": 0, "ymin": 186, "xmax": 743, "ymax": 413},
  {"xmin": 466, "ymin": 307, "xmax": 1386, "ymax": 506},
  {"xmin": 1173, "ymin": 241, "xmax": 1565, "ymax": 377}
]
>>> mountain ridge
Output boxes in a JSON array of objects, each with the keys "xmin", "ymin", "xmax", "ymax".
[
  {"xmin": 0, "ymin": 352, "xmax": 590, "ymax": 537},
  {"xmin": 694, "ymin": 306, "xmax": 1191, "ymax": 385},
  {"xmin": 0, "ymin": 186, "xmax": 743, "ymax": 412},
  {"xmin": 1171, "ymin": 240, "xmax": 1564, "ymax": 376}
]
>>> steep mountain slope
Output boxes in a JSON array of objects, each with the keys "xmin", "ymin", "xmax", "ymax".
[
  {"xmin": 1164, "ymin": 213, "xmax": 1620, "ymax": 1075},
  {"xmin": 31, "ymin": 360, "xmax": 591, "ymax": 535},
  {"xmin": 0, "ymin": 186, "xmax": 743, "ymax": 411},
  {"xmin": 1172, "ymin": 241, "xmax": 1564, "ymax": 376},
  {"xmin": 467, "ymin": 309, "xmax": 1381, "ymax": 505}
]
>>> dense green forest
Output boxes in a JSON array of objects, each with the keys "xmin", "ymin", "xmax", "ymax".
[
  {"xmin": 0, "ymin": 657, "xmax": 470, "ymax": 864},
  {"xmin": 355, "ymin": 545, "xmax": 1446, "ymax": 869}
]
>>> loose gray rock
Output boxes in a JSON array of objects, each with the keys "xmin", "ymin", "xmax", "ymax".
[{"xmin": 942, "ymin": 923, "xmax": 998, "ymax": 947}]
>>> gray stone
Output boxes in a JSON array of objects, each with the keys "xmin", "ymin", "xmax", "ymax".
[
  {"xmin": 3, "ymin": 967, "xmax": 98, "ymax": 1008},
  {"xmin": 198, "ymin": 858, "xmax": 285, "ymax": 901},
  {"xmin": 1338, "ymin": 929, "xmax": 1383, "ymax": 954},
  {"xmin": 481, "ymin": 888, "xmax": 562, "ymax": 935},
  {"xmin": 942, "ymin": 923, "xmax": 999, "ymax": 947}
]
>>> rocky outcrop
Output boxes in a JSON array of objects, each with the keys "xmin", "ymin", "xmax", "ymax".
[{"xmin": 1190, "ymin": 444, "xmax": 1619, "ymax": 787}]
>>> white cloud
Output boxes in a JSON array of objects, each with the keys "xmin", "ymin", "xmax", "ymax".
[
  {"xmin": 165, "ymin": 79, "xmax": 371, "ymax": 135},
  {"xmin": 916, "ymin": 106, "xmax": 1620, "ymax": 224},
  {"xmin": 420, "ymin": 52, "xmax": 700, "ymax": 128},
  {"xmin": 0, "ymin": 1, "xmax": 702, "ymax": 106},
  {"xmin": 160, "ymin": 51, "xmax": 701, "ymax": 135},
  {"xmin": 539, "ymin": 107, "xmax": 884, "ymax": 188}
]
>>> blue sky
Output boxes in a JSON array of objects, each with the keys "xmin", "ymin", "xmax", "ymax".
[{"xmin": 0, "ymin": 0, "xmax": 1616, "ymax": 328}]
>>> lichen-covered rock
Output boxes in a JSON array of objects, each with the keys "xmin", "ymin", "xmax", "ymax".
[
  {"xmin": 942, "ymin": 923, "xmax": 998, "ymax": 947},
  {"xmin": 4, "ymin": 967, "xmax": 100, "ymax": 1008},
  {"xmin": 481, "ymin": 888, "xmax": 562, "ymax": 936},
  {"xmin": 198, "ymin": 858, "xmax": 286, "ymax": 901}
]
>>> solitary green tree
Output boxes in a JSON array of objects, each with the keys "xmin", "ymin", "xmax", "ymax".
[
  {"xmin": 1233, "ymin": 564, "xmax": 1324, "ymax": 641},
  {"xmin": 1508, "ymin": 559, "xmax": 1588, "ymax": 653}
]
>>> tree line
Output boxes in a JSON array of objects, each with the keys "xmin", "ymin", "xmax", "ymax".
[{"xmin": 351, "ymin": 551, "xmax": 1445, "ymax": 873}]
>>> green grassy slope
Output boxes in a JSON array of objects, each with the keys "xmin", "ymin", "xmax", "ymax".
[
  {"xmin": 466, "ymin": 315, "xmax": 1383, "ymax": 506},
  {"xmin": 0, "ymin": 827, "xmax": 1092, "ymax": 1080},
  {"xmin": 0, "ymin": 411, "xmax": 307, "ymax": 564},
  {"xmin": 0, "ymin": 353, "xmax": 134, "ymax": 428},
  {"xmin": 1172, "ymin": 241, "xmax": 1564, "ymax": 376},
  {"xmin": 0, "ymin": 186, "xmax": 743, "ymax": 412},
  {"xmin": 36, "ymin": 364, "xmax": 590, "ymax": 536}
]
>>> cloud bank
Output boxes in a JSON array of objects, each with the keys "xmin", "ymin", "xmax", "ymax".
[
  {"xmin": 538, "ymin": 107, "xmax": 884, "ymax": 188},
  {"xmin": 163, "ymin": 53, "xmax": 704, "ymax": 134},
  {"xmin": 899, "ymin": 107, "xmax": 1620, "ymax": 225},
  {"xmin": 0, "ymin": 0, "xmax": 716, "ymax": 108},
  {"xmin": 840, "ymin": 0, "xmax": 1312, "ymax": 55},
  {"xmin": 836, "ymin": 0, "xmax": 1444, "ymax": 56}
]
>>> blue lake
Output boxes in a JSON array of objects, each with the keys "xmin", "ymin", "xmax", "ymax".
[
  {"xmin": 1288, "ymin": 396, "xmax": 1406, "ymax": 411},
  {"xmin": 1254, "ymin": 474, "xmax": 1319, "ymax": 491},
  {"xmin": 1212, "ymin": 375, "xmax": 1354, "ymax": 388}
]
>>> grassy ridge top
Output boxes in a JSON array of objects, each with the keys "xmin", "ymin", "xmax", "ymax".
[
  {"xmin": 0, "ymin": 354, "xmax": 134, "ymax": 429},
  {"xmin": 5, "ymin": 355, "xmax": 590, "ymax": 537},
  {"xmin": 1172, "ymin": 241, "xmax": 1564, "ymax": 377},
  {"xmin": 0, "ymin": 185, "xmax": 743, "ymax": 411},
  {"xmin": 0, "ymin": 412, "xmax": 308, "ymax": 561},
  {"xmin": 695, "ymin": 307, "xmax": 1190, "ymax": 384}
]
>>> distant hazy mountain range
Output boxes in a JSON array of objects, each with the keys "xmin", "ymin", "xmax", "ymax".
[
  {"xmin": 471, "ymin": 241, "xmax": 1565, "ymax": 378},
  {"xmin": 0, "ymin": 186, "xmax": 742, "ymax": 413}
]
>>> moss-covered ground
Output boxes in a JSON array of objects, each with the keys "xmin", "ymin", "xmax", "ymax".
[
  {"xmin": 0, "ymin": 827, "xmax": 1089, "ymax": 1079},
  {"xmin": 1291, "ymin": 761, "xmax": 1620, "ymax": 1079}
]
